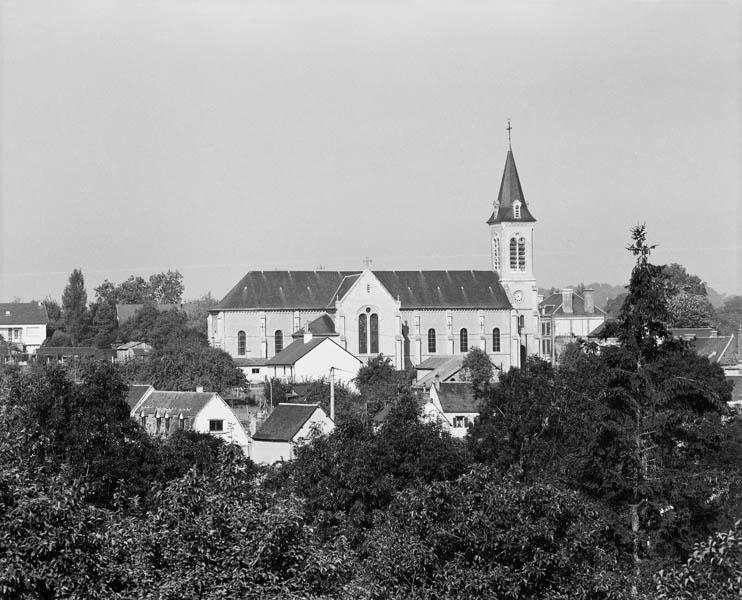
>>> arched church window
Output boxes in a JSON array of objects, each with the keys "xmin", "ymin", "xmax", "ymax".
[
  {"xmin": 237, "ymin": 331, "xmax": 246, "ymax": 356},
  {"xmin": 275, "ymin": 330, "xmax": 283, "ymax": 354},
  {"xmin": 518, "ymin": 315, "xmax": 525, "ymax": 332},
  {"xmin": 428, "ymin": 328, "xmax": 436, "ymax": 353},
  {"xmin": 492, "ymin": 328, "xmax": 501, "ymax": 352},
  {"xmin": 460, "ymin": 328, "xmax": 468, "ymax": 353},
  {"xmin": 518, "ymin": 237, "xmax": 526, "ymax": 271},
  {"xmin": 510, "ymin": 237, "xmax": 518, "ymax": 269},
  {"xmin": 492, "ymin": 236, "xmax": 501, "ymax": 272},
  {"xmin": 370, "ymin": 313, "xmax": 379, "ymax": 354},
  {"xmin": 358, "ymin": 314, "xmax": 367, "ymax": 354}
]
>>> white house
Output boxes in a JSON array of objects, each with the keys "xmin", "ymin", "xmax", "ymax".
[
  {"xmin": 251, "ymin": 403, "xmax": 335, "ymax": 464},
  {"xmin": 132, "ymin": 389, "xmax": 251, "ymax": 455},
  {"xmin": 208, "ymin": 147, "xmax": 542, "ymax": 373},
  {"xmin": 265, "ymin": 329, "xmax": 362, "ymax": 390},
  {"xmin": 428, "ymin": 382, "xmax": 481, "ymax": 438},
  {"xmin": 539, "ymin": 288, "xmax": 607, "ymax": 364},
  {"xmin": 0, "ymin": 302, "xmax": 48, "ymax": 355},
  {"xmin": 115, "ymin": 341, "xmax": 153, "ymax": 362}
]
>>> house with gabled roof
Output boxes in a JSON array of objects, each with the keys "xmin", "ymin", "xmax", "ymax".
[
  {"xmin": 539, "ymin": 288, "xmax": 607, "ymax": 363},
  {"xmin": 131, "ymin": 389, "xmax": 250, "ymax": 455},
  {"xmin": 0, "ymin": 302, "xmax": 48, "ymax": 355},
  {"xmin": 126, "ymin": 384, "xmax": 154, "ymax": 411},
  {"xmin": 251, "ymin": 403, "xmax": 334, "ymax": 464},
  {"xmin": 208, "ymin": 147, "xmax": 543, "ymax": 373},
  {"xmin": 428, "ymin": 382, "xmax": 480, "ymax": 438},
  {"xmin": 266, "ymin": 329, "xmax": 362, "ymax": 390}
]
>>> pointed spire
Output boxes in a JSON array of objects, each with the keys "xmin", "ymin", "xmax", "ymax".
[{"xmin": 487, "ymin": 138, "xmax": 536, "ymax": 224}]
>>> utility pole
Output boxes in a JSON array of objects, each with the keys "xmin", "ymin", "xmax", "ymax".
[{"xmin": 329, "ymin": 367, "xmax": 335, "ymax": 421}]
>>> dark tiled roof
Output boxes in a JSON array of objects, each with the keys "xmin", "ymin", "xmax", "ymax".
[
  {"xmin": 693, "ymin": 336, "xmax": 734, "ymax": 364},
  {"xmin": 291, "ymin": 314, "xmax": 337, "ymax": 338},
  {"xmin": 252, "ymin": 403, "xmax": 321, "ymax": 441},
  {"xmin": 136, "ymin": 391, "xmax": 216, "ymax": 417},
  {"xmin": 125, "ymin": 384, "xmax": 153, "ymax": 409},
  {"xmin": 216, "ymin": 271, "xmax": 354, "ymax": 310},
  {"xmin": 36, "ymin": 346, "xmax": 115, "ymax": 359},
  {"xmin": 414, "ymin": 356, "xmax": 465, "ymax": 389},
  {"xmin": 540, "ymin": 292, "xmax": 607, "ymax": 318},
  {"xmin": 417, "ymin": 356, "xmax": 454, "ymax": 370},
  {"xmin": 266, "ymin": 337, "xmax": 326, "ymax": 366},
  {"xmin": 436, "ymin": 382, "xmax": 479, "ymax": 413},
  {"xmin": 215, "ymin": 271, "xmax": 512, "ymax": 311},
  {"xmin": 373, "ymin": 271, "xmax": 512, "ymax": 309},
  {"xmin": 233, "ymin": 357, "xmax": 269, "ymax": 367},
  {"xmin": 115, "ymin": 303, "xmax": 180, "ymax": 325},
  {"xmin": 0, "ymin": 303, "xmax": 48, "ymax": 326},
  {"xmin": 486, "ymin": 150, "xmax": 536, "ymax": 224}
]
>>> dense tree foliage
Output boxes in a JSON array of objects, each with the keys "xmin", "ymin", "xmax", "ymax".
[
  {"xmin": 461, "ymin": 346, "xmax": 495, "ymax": 396},
  {"xmin": 122, "ymin": 338, "xmax": 246, "ymax": 394},
  {"xmin": 61, "ymin": 268, "xmax": 89, "ymax": 344}
]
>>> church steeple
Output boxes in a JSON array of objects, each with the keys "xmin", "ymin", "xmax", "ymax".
[{"xmin": 486, "ymin": 147, "xmax": 536, "ymax": 225}]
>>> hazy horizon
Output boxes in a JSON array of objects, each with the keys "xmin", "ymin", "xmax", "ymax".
[{"xmin": 2, "ymin": 1, "xmax": 740, "ymax": 304}]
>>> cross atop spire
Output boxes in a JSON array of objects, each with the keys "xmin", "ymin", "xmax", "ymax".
[{"xmin": 506, "ymin": 118, "xmax": 512, "ymax": 149}]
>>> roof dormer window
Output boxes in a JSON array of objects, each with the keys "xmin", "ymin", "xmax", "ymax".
[{"xmin": 513, "ymin": 200, "xmax": 521, "ymax": 219}]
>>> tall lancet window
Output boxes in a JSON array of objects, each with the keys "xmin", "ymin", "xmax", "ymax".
[
  {"xmin": 513, "ymin": 201, "xmax": 521, "ymax": 219},
  {"xmin": 237, "ymin": 331, "xmax": 246, "ymax": 356},
  {"xmin": 358, "ymin": 314, "xmax": 368, "ymax": 354},
  {"xmin": 517, "ymin": 237, "xmax": 526, "ymax": 270},
  {"xmin": 492, "ymin": 236, "xmax": 501, "ymax": 272},
  {"xmin": 492, "ymin": 328, "xmax": 501, "ymax": 352},
  {"xmin": 369, "ymin": 313, "xmax": 379, "ymax": 354},
  {"xmin": 274, "ymin": 330, "xmax": 283, "ymax": 355},
  {"xmin": 510, "ymin": 237, "xmax": 518, "ymax": 269},
  {"xmin": 428, "ymin": 328, "xmax": 436, "ymax": 353},
  {"xmin": 459, "ymin": 328, "xmax": 468, "ymax": 353}
]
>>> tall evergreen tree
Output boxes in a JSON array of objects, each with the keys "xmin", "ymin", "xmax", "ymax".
[{"xmin": 61, "ymin": 268, "xmax": 88, "ymax": 345}]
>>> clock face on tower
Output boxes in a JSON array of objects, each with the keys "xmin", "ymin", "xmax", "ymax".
[{"xmin": 514, "ymin": 290, "xmax": 524, "ymax": 303}]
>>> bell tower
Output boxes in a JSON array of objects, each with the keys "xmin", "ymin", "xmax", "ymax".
[{"xmin": 487, "ymin": 122, "xmax": 538, "ymax": 361}]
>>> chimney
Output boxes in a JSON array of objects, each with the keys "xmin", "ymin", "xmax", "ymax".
[
  {"xmin": 562, "ymin": 289, "xmax": 573, "ymax": 314},
  {"xmin": 433, "ymin": 373, "xmax": 440, "ymax": 391},
  {"xmin": 584, "ymin": 288, "xmax": 594, "ymax": 314},
  {"xmin": 303, "ymin": 320, "xmax": 313, "ymax": 344},
  {"xmin": 196, "ymin": 386, "xmax": 204, "ymax": 393}
]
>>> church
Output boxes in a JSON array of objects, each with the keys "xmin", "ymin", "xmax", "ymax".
[{"xmin": 208, "ymin": 145, "xmax": 539, "ymax": 375}]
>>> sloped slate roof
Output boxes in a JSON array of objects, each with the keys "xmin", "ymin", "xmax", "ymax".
[
  {"xmin": 216, "ymin": 270, "xmax": 511, "ymax": 311},
  {"xmin": 487, "ymin": 150, "xmax": 536, "ymax": 224},
  {"xmin": 233, "ymin": 357, "xmax": 269, "ymax": 367},
  {"xmin": 540, "ymin": 292, "xmax": 607, "ymax": 318},
  {"xmin": 693, "ymin": 336, "xmax": 734, "ymax": 364},
  {"xmin": 291, "ymin": 314, "xmax": 337, "ymax": 338},
  {"xmin": 252, "ymin": 403, "xmax": 320, "ymax": 441},
  {"xmin": 266, "ymin": 337, "xmax": 326, "ymax": 366},
  {"xmin": 136, "ymin": 391, "xmax": 216, "ymax": 417},
  {"xmin": 417, "ymin": 356, "xmax": 454, "ymax": 370},
  {"xmin": 125, "ymin": 385, "xmax": 153, "ymax": 410},
  {"xmin": 437, "ymin": 382, "xmax": 479, "ymax": 413},
  {"xmin": 0, "ymin": 303, "xmax": 48, "ymax": 326},
  {"xmin": 36, "ymin": 346, "xmax": 116, "ymax": 359},
  {"xmin": 217, "ymin": 271, "xmax": 354, "ymax": 310},
  {"xmin": 373, "ymin": 271, "xmax": 512, "ymax": 309},
  {"xmin": 414, "ymin": 356, "xmax": 465, "ymax": 389}
]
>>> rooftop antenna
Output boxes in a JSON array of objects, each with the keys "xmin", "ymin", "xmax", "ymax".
[{"xmin": 506, "ymin": 118, "xmax": 512, "ymax": 149}]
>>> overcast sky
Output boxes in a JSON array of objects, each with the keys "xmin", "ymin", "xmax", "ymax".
[{"xmin": 1, "ymin": 0, "xmax": 740, "ymax": 303}]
